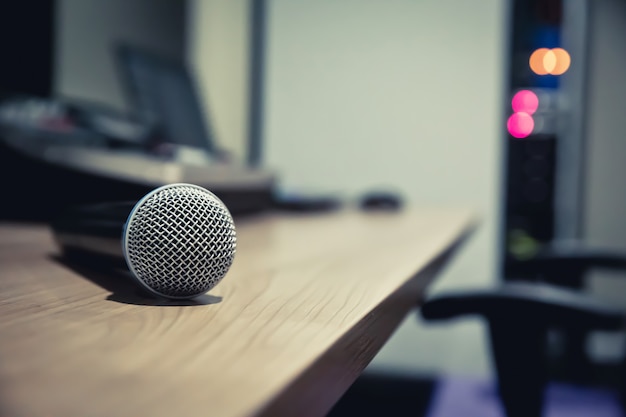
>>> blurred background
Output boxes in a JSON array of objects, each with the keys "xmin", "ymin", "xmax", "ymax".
[{"xmin": 0, "ymin": 0, "xmax": 625, "ymax": 416}]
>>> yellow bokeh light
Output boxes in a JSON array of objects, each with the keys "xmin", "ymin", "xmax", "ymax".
[{"xmin": 543, "ymin": 50, "xmax": 557, "ymax": 73}]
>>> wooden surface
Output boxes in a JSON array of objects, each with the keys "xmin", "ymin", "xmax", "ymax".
[{"xmin": 0, "ymin": 207, "xmax": 476, "ymax": 417}]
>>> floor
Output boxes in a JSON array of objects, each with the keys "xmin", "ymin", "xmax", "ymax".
[
  {"xmin": 328, "ymin": 371, "xmax": 436, "ymax": 417},
  {"xmin": 328, "ymin": 370, "xmax": 625, "ymax": 417}
]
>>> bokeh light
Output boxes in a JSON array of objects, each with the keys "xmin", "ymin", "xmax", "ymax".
[
  {"xmin": 529, "ymin": 48, "xmax": 571, "ymax": 75},
  {"xmin": 529, "ymin": 48, "xmax": 550, "ymax": 75},
  {"xmin": 550, "ymin": 48, "xmax": 571, "ymax": 75},
  {"xmin": 507, "ymin": 112, "xmax": 534, "ymax": 138},
  {"xmin": 511, "ymin": 90, "xmax": 539, "ymax": 114}
]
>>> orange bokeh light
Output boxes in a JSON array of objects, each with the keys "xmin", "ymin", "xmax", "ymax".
[
  {"xmin": 529, "ymin": 48, "xmax": 571, "ymax": 75},
  {"xmin": 529, "ymin": 48, "xmax": 550, "ymax": 75},
  {"xmin": 551, "ymin": 48, "xmax": 571, "ymax": 75}
]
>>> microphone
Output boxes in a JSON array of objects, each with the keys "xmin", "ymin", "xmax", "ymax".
[{"xmin": 52, "ymin": 183, "xmax": 237, "ymax": 300}]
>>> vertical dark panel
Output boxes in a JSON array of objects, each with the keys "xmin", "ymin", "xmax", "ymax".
[
  {"xmin": 503, "ymin": 0, "xmax": 563, "ymax": 275},
  {"xmin": 505, "ymin": 135, "xmax": 557, "ymax": 242},
  {"xmin": 247, "ymin": 0, "xmax": 267, "ymax": 166},
  {"xmin": 0, "ymin": 0, "xmax": 56, "ymax": 97}
]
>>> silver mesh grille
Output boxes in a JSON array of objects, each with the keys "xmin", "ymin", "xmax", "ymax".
[{"xmin": 122, "ymin": 183, "xmax": 236, "ymax": 299}]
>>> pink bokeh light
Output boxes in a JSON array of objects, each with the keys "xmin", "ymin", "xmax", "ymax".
[
  {"xmin": 507, "ymin": 112, "xmax": 534, "ymax": 138},
  {"xmin": 511, "ymin": 90, "xmax": 539, "ymax": 114}
]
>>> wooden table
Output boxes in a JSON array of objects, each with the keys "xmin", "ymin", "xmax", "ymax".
[{"xmin": 0, "ymin": 207, "xmax": 476, "ymax": 417}]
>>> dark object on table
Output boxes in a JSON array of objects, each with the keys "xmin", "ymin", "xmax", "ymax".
[
  {"xmin": 269, "ymin": 186, "xmax": 343, "ymax": 213},
  {"xmin": 272, "ymin": 193, "xmax": 341, "ymax": 212},
  {"xmin": 359, "ymin": 191, "xmax": 403, "ymax": 211}
]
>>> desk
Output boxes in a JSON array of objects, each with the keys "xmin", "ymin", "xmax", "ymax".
[{"xmin": 0, "ymin": 208, "xmax": 475, "ymax": 417}]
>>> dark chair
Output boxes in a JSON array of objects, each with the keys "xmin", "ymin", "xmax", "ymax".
[
  {"xmin": 506, "ymin": 242, "xmax": 626, "ymax": 382},
  {"xmin": 505, "ymin": 241, "xmax": 626, "ymax": 289},
  {"xmin": 421, "ymin": 245, "xmax": 626, "ymax": 417}
]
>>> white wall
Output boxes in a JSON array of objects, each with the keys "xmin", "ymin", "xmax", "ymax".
[
  {"xmin": 263, "ymin": 0, "xmax": 509, "ymax": 376},
  {"xmin": 187, "ymin": 0, "xmax": 250, "ymax": 162},
  {"xmin": 583, "ymin": 0, "xmax": 626, "ymax": 359},
  {"xmin": 54, "ymin": 0, "xmax": 186, "ymax": 112},
  {"xmin": 584, "ymin": 0, "xmax": 626, "ymax": 258}
]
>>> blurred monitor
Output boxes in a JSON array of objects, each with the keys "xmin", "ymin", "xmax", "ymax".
[{"xmin": 115, "ymin": 43, "xmax": 217, "ymax": 155}]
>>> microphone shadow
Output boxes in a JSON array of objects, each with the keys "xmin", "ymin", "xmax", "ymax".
[{"xmin": 50, "ymin": 254, "xmax": 223, "ymax": 307}]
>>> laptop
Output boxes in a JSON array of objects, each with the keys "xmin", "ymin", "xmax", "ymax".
[{"xmin": 112, "ymin": 42, "xmax": 275, "ymax": 214}]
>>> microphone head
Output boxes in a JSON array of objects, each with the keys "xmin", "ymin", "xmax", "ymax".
[{"xmin": 122, "ymin": 183, "xmax": 236, "ymax": 299}]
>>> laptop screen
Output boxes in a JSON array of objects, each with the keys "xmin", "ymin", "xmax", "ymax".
[{"xmin": 115, "ymin": 44, "xmax": 216, "ymax": 154}]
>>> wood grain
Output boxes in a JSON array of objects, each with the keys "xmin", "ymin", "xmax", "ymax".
[{"xmin": 0, "ymin": 208, "xmax": 476, "ymax": 417}]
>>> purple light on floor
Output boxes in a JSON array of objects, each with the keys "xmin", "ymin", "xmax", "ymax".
[
  {"xmin": 507, "ymin": 112, "xmax": 534, "ymax": 138},
  {"xmin": 512, "ymin": 90, "xmax": 539, "ymax": 114}
]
